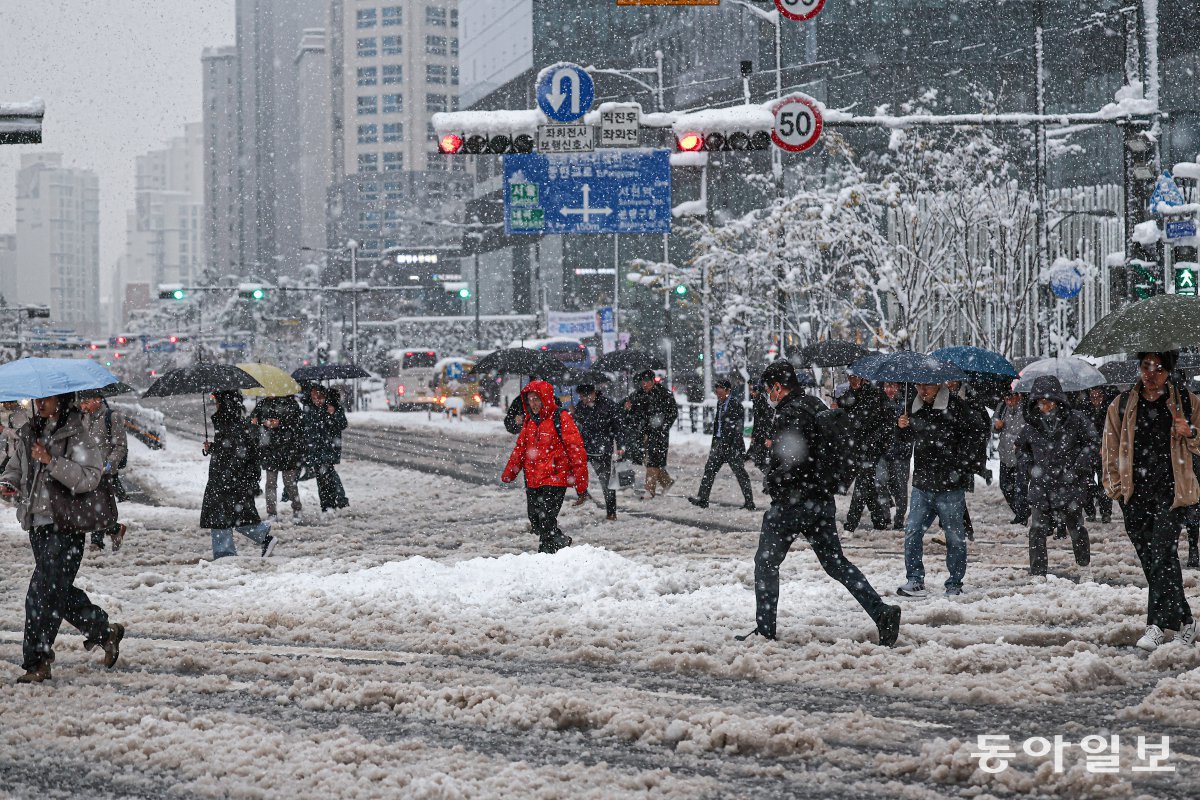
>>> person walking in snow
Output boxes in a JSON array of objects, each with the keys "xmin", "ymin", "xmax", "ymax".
[
  {"xmin": 1102, "ymin": 351, "xmax": 1200, "ymax": 652},
  {"xmin": 1015, "ymin": 376, "xmax": 1096, "ymax": 580},
  {"xmin": 1082, "ymin": 386, "xmax": 1117, "ymax": 524},
  {"xmin": 502, "ymin": 380, "xmax": 589, "ymax": 554},
  {"xmin": 251, "ymin": 393, "xmax": 305, "ymax": 523},
  {"xmin": 839, "ymin": 374, "xmax": 895, "ymax": 532},
  {"xmin": 301, "ymin": 384, "xmax": 349, "ymax": 513},
  {"xmin": 1, "ymin": 392, "xmax": 125, "ymax": 684},
  {"xmin": 77, "ymin": 391, "xmax": 129, "ymax": 553},
  {"xmin": 572, "ymin": 383, "xmax": 622, "ymax": 521},
  {"xmin": 201, "ymin": 391, "xmax": 276, "ymax": 559},
  {"xmin": 745, "ymin": 382, "xmax": 774, "ymax": 473},
  {"xmin": 895, "ymin": 380, "xmax": 989, "ymax": 598},
  {"xmin": 878, "ymin": 382, "xmax": 912, "ymax": 530},
  {"xmin": 994, "ymin": 391, "xmax": 1031, "ymax": 525},
  {"xmin": 624, "ymin": 370, "xmax": 678, "ymax": 497},
  {"xmin": 740, "ymin": 361, "xmax": 901, "ymax": 647},
  {"xmin": 688, "ymin": 378, "xmax": 755, "ymax": 510}
]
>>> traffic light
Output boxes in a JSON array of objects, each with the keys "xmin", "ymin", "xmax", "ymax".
[
  {"xmin": 317, "ymin": 346, "xmax": 329, "ymax": 365},
  {"xmin": 457, "ymin": 286, "xmax": 471, "ymax": 299},
  {"xmin": 674, "ymin": 284, "xmax": 689, "ymax": 296},
  {"xmin": 24, "ymin": 306, "xmax": 50, "ymax": 319},
  {"xmin": 437, "ymin": 131, "xmax": 534, "ymax": 155},
  {"xmin": 158, "ymin": 284, "xmax": 186, "ymax": 300},
  {"xmin": 433, "ymin": 112, "xmax": 535, "ymax": 154},
  {"xmin": 238, "ymin": 285, "xmax": 267, "ymax": 302},
  {"xmin": 674, "ymin": 129, "xmax": 771, "ymax": 153}
]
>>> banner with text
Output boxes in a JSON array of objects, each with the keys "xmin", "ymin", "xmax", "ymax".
[{"xmin": 547, "ymin": 310, "xmax": 600, "ymax": 338}]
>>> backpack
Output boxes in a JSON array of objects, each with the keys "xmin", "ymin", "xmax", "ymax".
[{"xmin": 104, "ymin": 408, "xmax": 128, "ymax": 471}]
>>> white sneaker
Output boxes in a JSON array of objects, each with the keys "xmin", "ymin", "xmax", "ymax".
[
  {"xmin": 1136, "ymin": 625, "xmax": 1166, "ymax": 652},
  {"xmin": 897, "ymin": 580, "xmax": 928, "ymax": 598},
  {"xmin": 1179, "ymin": 620, "xmax": 1198, "ymax": 647}
]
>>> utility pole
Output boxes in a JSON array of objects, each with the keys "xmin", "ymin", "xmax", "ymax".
[
  {"xmin": 1034, "ymin": 0, "xmax": 1052, "ymax": 354},
  {"xmin": 349, "ymin": 239, "xmax": 360, "ymax": 411}
]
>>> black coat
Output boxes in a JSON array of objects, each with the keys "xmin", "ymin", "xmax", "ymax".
[
  {"xmin": 960, "ymin": 391, "xmax": 993, "ymax": 481},
  {"xmin": 504, "ymin": 394, "xmax": 524, "ymax": 435},
  {"xmin": 898, "ymin": 388, "xmax": 990, "ymax": 492},
  {"xmin": 302, "ymin": 396, "xmax": 348, "ymax": 466},
  {"xmin": 573, "ymin": 394, "xmax": 622, "ymax": 456},
  {"xmin": 838, "ymin": 384, "xmax": 895, "ymax": 467},
  {"xmin": 1016, "ymin": 405, "xmax": 1098, "ymax": 511},
  {"xmin": 763, "ymin": 391, "xmax": 837, "ymax": 504},
  {"xmin": 625, "ymin": 384, "xmax": 678, "ymax": 468},
  {"xmin": 710, "ymin": 395, "xmax": 746, "ymax": 454},
  {"xmin": 884, "ymin": 394, "xmax": 913, "ymax": 461},
  {"xmin": 200, "ymin": 404, "xmax": 263, "ymax": 530},
  {"xmin": 252, "ymin": 396, "xmax": 305, "ymax": 471},
  {"xmin": 747, "ymin": 392, "xmax": 774, "ymax": 467}
]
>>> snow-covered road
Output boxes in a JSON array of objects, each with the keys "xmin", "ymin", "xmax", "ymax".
[{"xmin": 2, "ymin": 412, "xmax": 1198, "ymax": 799}]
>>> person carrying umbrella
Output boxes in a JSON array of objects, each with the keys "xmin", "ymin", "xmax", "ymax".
[
  {"xmin": 202, "ymin": 390, "xmax": 277, "ymax": 559},
  {"xmin": 501, "ymin": 380, "xmax": 589, "ymax": 553},
  {"xmin": 1, "ymin": 392, "xmax": 125, "ymax": 683},
  {"xmin": 1101, "ymin": 351, "xmax": 1200, "ymax": 651},
  {"xmin": 77, "ymin": 390, "xmax": 129, "ymax": 552},
  {"xmin": 896, "ymin": 377, "xmax": 989, "ymax": 598},
  {"xmin": 745, "ymin": 382, "xmax": 774, "ymax": 472},
  {"xmin": 879, "ymin": 382, "xmax": 912, "ymax": 530},
  {"xmin": 624, "ymin": 369, "xmax": 678, "ymax": 498},
  {"xmin": 572, "ymin": 382, "xmax": 622, "ymax": 521},
  {"xmin": 740, "ymin": 361, "xmax": 901, "ymax": 646},
  {"xmin": 1082, "ymin": 386, "xmax": 1116, "ymax": 525},
  {"xmin": 1015, "ymin": 377, "xmax": 1097, "ymax": 580},
  {"xmin": 250, "ymin": 393, "xmax": 305, "ymax": 523},
  {"xmin": 301, "ymin": 384, "xmax": 350, "ymax": 513},
  {"xmin": 838, "ymin": 374, "xmax": 894, "ymax": 532},
  {"xmin": 688, "ymin": 378, "xmax": 755, "ymax": 511},
  {"xmin": 993, "ymin": 391, "xmax": 1031, "ymax": 525}
]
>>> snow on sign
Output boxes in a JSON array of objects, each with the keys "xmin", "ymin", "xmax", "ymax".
[
  {"xmin": 536, "ymin": 62, "xmax": 594, "ymax": 124},
  {"xmin": 504, "ymin": 150, "xmax": 671, "ymax": 236},
  {"xmin": 770, "ymin": 92, "xmax": 823, "ymax": 153},
  {"xmin": 775, "ymin": 0, "xmax": 827, "ymax": 22}
]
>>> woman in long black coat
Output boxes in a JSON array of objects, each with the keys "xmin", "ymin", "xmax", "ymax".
[
  {"xmin": 201, "ymin": 391, "xmax": 276, "ymax": 558},
  {"xmin": 302, "ymin": 385, "xmax": 349, "ymax": 512}
]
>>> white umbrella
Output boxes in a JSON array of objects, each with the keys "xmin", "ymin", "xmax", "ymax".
[{"xmin": 1013, "ymin": 357, "xmax": 1106, "ymax": 393}]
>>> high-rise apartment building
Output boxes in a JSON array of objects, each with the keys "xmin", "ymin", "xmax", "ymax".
[
  {"xmin": 202, "ymin": 46, "xmax": 240, "ymax": 277},
  {"xmin": 14, "ymin": 154, "xmax": 101, "ymax": 332},
  {"xmin": 0, "ymin": 234, "xmax": 16, "ymax": 301},
  {"xmin": 296, "ymin": 28, "xmax": 333, "ymax": 255}
]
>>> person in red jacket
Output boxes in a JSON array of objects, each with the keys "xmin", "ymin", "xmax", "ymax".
[{"xmin": 502, "ymin": 381, "xmax": 590, "ymax": 554}]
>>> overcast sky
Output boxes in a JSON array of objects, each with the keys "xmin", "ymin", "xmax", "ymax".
[{"xmin": 0, "ymin": 0, "xmax": 234, "ymax": 290}]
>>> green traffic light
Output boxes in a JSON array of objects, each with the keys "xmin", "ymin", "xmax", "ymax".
[
  {"xmin": 458, "ymin": 287, "xmax": 471, "ymax": 299},
  {"xmin": 171, "ymin": 289, "xmax": 186, "ymax": 300},
  {"xmin": 251, "ymin": 288, "xmax": 265, "ymax": 301},
  {"xmin": 674, "ymin": 284, "xmax": 688, "ymax": 296}
]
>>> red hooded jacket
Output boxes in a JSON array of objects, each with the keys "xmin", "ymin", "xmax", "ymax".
[{"xmin": 502, "ymin": 381, "xmax": 590, "ymax": 492}]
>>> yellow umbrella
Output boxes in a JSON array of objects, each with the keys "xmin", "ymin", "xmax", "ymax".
[{"xmin": 236, "ymin": 363, "xmax": 302, "ymax": 398}]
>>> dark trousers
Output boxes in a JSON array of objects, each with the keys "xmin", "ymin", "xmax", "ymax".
[
  {"xmin": 315, "ymin": 464, "xmax": 348, "ymax": 511},
  {"xmin": 587, "ymin": 453, "xmax": 617, "ymax": 515},
  {"xmin": 754, "ymin": 498, "xmax": 888, "ymax": 638},
  {"xmin": 1123, "ymin": 495, "xmax": 1193, "ymax": 631},
  {"xmin": 24, "ymin": 525, "xmax": 110, "ymax": 670},
  {"xmin": 846, "ymin": 463, "xmax": 890, "ymax": 528},
  {"xmin": 1029, "ymin": 507, "xmax": 1090, "ymax": 575},
  {"xmin": 527, "ymin": 486, "xmax": 568, "ymax": 552},
  {"xmin": 89, "ymin": 524, "xmax": 122, "ymax": 548},
  {"xmin": 999, "ymin": 463, "xmax": 1030, "ymax": 522},
  {"xmin": 697, "ymin": 443, "xmax": 753, "ymax": 505},
  {"xmin": 879, "ymin": 456, "xmax": 909, "ymax": 524},
  {"xmin": 1083, "ymin": 468, "xmax": 1113, "ymax": 520}
]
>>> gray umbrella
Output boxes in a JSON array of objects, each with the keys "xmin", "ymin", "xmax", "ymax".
[
  {"xmin": 1075, "ymin": 294, "xmax": 1200, "ymax": 357},
  {"xmin": 1014, "ymin": 357, "xmax": 1106, "ymax": 393}
]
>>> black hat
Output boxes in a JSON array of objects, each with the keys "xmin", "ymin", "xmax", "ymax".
[
  {"xmin": 761, "ymin": 360, "xmax": 799, "ymax": 389},
  {"xmin": 1028, "ymin": 375, "xmax": 1067, "ymax": 405},
  {"xmin": 636, "ymin": 369, "xmax": 657, "ymax": 382},
  {"xmin": 715, "ymin": 378, "xmax": 733, "ymax": 390},
  {"xmin": 575, "ymin": 383, "xmax": 595, "ymax": 395}
]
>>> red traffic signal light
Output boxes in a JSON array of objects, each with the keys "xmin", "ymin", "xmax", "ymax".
[
  {"xmin": 436, "ymin": 131, "xmax": 534, "ymax": 155},
  {"xmin": 116, "ymin": 336, "xmax": 128, "ymax": 346},
  {"xmin": 677, "ymin": 132, "xmax": 705, "ymax": 152},
  {"xmin": 168, "ymin": 335, "xmax": 179, "ymax": 344},
  {"xmin": 438, "ymin": 133, "xmax": 463, "ymax": 154}
]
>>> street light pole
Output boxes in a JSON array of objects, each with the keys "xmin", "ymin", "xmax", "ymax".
[{"xmin": 349, "ymin": 239, "xmax": 360, "ymax": 411}]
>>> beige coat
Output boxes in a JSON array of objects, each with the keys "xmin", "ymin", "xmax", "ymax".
[{"xmin": 1102, "ymin": 381, "xmax": 1200, "ymax": 509}]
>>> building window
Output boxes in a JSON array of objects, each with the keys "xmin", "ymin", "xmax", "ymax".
[
  {"xmin": 426, "ymin": 64, "xmax": 447, "ymax": 85},
  {"xmin": 426, "ymin": 156, "xmax": 447, "ymax": 172},
  {"xmin": 426, "ymin": 93, "xmax": 448, "ymax": 113},
  {"xmin": 383, "ymin": 152, "xmax": 404, "ymax": 171},
  {"xmin": 357, "ymin": 66, "xmax": 377, "ymax": 87},
  {"xmin": 382, "ymin": 5, "xmax": 403, "ymax": 26},
  {"xmin": 451, "ymin": 37, "xmax": 459, "ymax": 57},
  {"xmin": 357, "ymin": 95, "xmax": 378, "ymax": 115},
  {"xmin": 357, "ymin": 123, "xmax": 378, "ymax": 144},
  {"xmin": 358, "ymin": 153, "xmax": 378, "ymax": 172},
  {"xmin": 356, "ymin": 8, "xmax": 377, "ymax": 28},
  {"xmin": 382, "ymin": 35, "xmax": 402, "ymax": 56},
  {"xmin": 383, "ymin": 122, "xmax": 403, "ymax": 143},
  {"xmin": 425, "ymin": 35, "xmax": 447, "ymax": 56},
  {"xmin": 384, "ymin": 181, "xmax": 403, "ymax": 201},
  {"xmin": 357, "ymin": 37, "xmax": 377, "ymax": 58},
  {"xmin": 451, "ymin": 9, "xmax": 458, "ymax": 27},
  {"xmin": 451, "ymin": 66, "xmax": 459, "ymax": 86},
  {"xmin": 382, "ymin": 64, "xmax": 403, "ymax": 85},
  {"xmin": 383, "ymin": 93, "xmax": 404, "ymax": 114},
  {"xmin": 426, "ymin": 6, "xmax": 447, "ymax": 26}
]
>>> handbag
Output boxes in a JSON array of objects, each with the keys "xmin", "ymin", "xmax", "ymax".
[
  {"xmin": 610, "ymin": 459, "xmax": 636, "ymax": 490},
  {"xmin": 47, "ymin": 473, "xmax": 118, "ymax": 534}
]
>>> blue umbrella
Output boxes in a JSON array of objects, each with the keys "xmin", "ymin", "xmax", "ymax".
[
  {"xmin": 0, "ymin": 357, "xmax": 121, "ymax": 402},
  {"xmin": 867, "ymin": 352, "xmax": 966, "ymax": 385},
  {"xmin": 930, "ymin": 346, "xmax": 1018, "ymax": 379},
  {"xmin": 847, "ymin": 352, "xmax": 886, "ymax": 380}
]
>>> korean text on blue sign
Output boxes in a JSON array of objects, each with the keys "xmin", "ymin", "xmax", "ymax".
[{"xmin": 504, "ymin": 150, "xmax": 672, "ymax": 236}]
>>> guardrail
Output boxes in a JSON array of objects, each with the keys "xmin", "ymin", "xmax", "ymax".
[{"xmin": 110, "ymin": 402, "xmax": 166, "ymax": 450}]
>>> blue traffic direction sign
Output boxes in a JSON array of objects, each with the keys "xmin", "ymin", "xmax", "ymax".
[
  {"xmin": 536, "ymin": 62, "xmax": 594, "ymax": 123},
  {"xmin": 504, "ymin": 150, "xmax": 672, "ymax": 236}
]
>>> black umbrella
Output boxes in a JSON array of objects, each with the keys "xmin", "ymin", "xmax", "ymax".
[
  {"xmin": 292, "ymin": 363, "xmax": 370, "ymax": 384},
  {"xmin": 795, "ymin": 340, "xmax": 869, "ymax": 368},
  {"xmin": 571, "ymin": 369, "xmax": 612, "ymax": 385},
  {"xmin": 591, "ymin": 349, "xmax": 665, "ymax": 373},
  {"xmin": 1098, "ymin": 360, "xmax": 1138, "ymax": 386},
  {"xmin": 470, "ymin": 347, "xmax": 570, "ymax": 378},
  {"xmin": 143, "ymin": 364, "xmax": 263, "ymax": 439},
  {"xmin": 95, "ymin": 382, "xmax": 135, "ymax": 398}
]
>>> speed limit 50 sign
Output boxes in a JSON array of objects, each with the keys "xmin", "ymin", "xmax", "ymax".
[
  {"xmin": 775, "ymin": 0, "xmax": 827, "ymax": 22},
  {"xmin": 770, "ymin": 93, "xmax": 823, "ymax": 153}
]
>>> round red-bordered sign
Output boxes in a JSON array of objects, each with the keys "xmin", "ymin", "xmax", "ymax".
[
  {"xmin": 770, "ymin": 93, "xmax": 823, "ymax": 153},
  {"xmin": 775, "ymin": 0, "xmax": 827, "ymax": 23}
]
